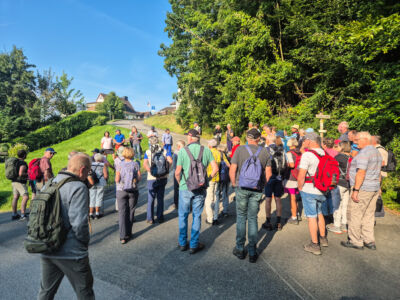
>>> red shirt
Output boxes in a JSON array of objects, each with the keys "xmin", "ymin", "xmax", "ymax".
[{"xmin": 230, "ymin": 144, "xmax": 240, "ymax": 158}]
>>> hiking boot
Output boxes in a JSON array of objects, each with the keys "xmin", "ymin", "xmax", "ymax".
[
  {"xmin": 249, "ymin": 253, "xmax": 259, "ymax": 263},
  {"xmin": 304, "ymin": 242, "xmax": 322, "ymax": 255},
  {"xmin": 341, "ymin": 224, "xmax": 348, "ymax": 233},
  {"xmin": 222, "ymin": 212, "xmax": 229, "ymax": 218},
  {"xmin": 275, "ymin": 223, "xmax": 282, "ymax": 231},
  {"xmin": 287, "ymin": 218, "xmax": 299, "ymax": 225},
  {"xmin": 90, "ymin": 214, "xmax": 95, "ymax": 220},
  {"xmin": 320, "ymin": 236, "xmax": 328, "ymax": 247},
  {"xmin": 262, "ymin": 221, "xmax": 273, "ymax": 231},
  {"xmin": 232, "ymin": 247, "xmax": 247, "ymax": 260},
  {"xmin": 11, "ymin": 214, "xmax": 21, "ymax": 220},
  {"xmin": 205, "ymin": 220, "xmax": 213, "ymax": 225},
  {"xmin": 179, "ymin": 243, "xmax": 189, "ymax": 252},
  {"xmin": 364, "ymin": 242, "xmax": 377, "ymax": 250},
  {"xmin": 189, "ymin": 243, "xmax": 205, "ymax": 254},
  {"xmin": 341, "ymin": 241, "xmax": 363, "ymax": 250},
  {"xmin": 20, "ymin": 215, "xmax": 28, "ymax": 221},
  {"xmin": 326, "ymin": 224, "xmax": 342, "ymax": 234}
]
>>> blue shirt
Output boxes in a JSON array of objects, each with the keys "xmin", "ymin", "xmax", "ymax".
[{"xmin": 114, "ymin": 134, "xmax": 125, "ymax": 143}]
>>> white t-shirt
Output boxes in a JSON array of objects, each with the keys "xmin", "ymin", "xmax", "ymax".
[
  {"xmin": 298, "ymin": 148, "xmax": 325, "ymax": 195},
  {"xmin": 101, "ymin": 137, "xmax": 113, "ymax": 150},
  {"xmin": 147, "ymin": 130, "xmax": 158, "ymax": 138},
  {"xmin": 285, "ymin": 151, "xmax": 298, "ymax": 189}
]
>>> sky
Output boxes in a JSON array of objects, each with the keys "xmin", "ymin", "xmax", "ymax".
[{"xmin": 0, "ymin": 0, "xmax": 177, "ymax": 112}]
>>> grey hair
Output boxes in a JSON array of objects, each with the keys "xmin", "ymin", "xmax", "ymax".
[
  {"xmin": 94, "ymin": 153, "xmax": 104, "ymax": 162},
  {"xmin": 208, "ymin": 139, "xmax": 218, "ymax": 148}
]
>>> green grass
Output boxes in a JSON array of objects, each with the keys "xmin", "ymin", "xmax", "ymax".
[
  {"xmin": 143, "ymin": 114, "xmax": 222, "ymax": 141},
  {"xmin": 0, "ymin": 125, "xmax": 148, "ymax": 212}
]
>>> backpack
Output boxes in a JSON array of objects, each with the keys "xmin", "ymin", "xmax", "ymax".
[
  {"xmin": 28, "ymin": 158, "xmax": 43, "ymax": 181},
  {"xmin": 5, "ymin": 157, "xmax": 19, "ymax": 181},
  {"xmin": 90, "ymin": 163, "xmax": 103, "ymax": 185},
  {"xmin": 238, "ymin": 146, "xmax": 263, "ymax": 190},
  {"xmin": 305, "ymin": 150, "xmax": 340, "ymax": 194},
  {"xmin": 120, "ymin": 161, "xmax": 139, "ymax": 191},
  {"xmin": 377, "ymin": 146, "xmax": 397, "ymax": 172},
  {"xmin": 285, "ymin": 150, "xmax": 301, "ymax": 180},
  {"xmin": 183, "ymin": 145, "xmax": 207, "ymax": 191},
  {"xmin": 268, "ymin": 145, "xmax": 286, "ymax": 178},
  {"xmin": 150, "ymin": 149, "xmax": 169, "ymax": 178},
  {"xmin": 24, "ymin": 173, "xmax": 80, "ymax": 254},
  {"xmin": 219, "ymin": 152, "xmax": 230, "ymax": 183}
]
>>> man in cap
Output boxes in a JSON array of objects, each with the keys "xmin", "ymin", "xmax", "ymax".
[
  {"xmin": 37, "ymin": 148, "xmax": 57, "ymax": 190},
  {"xmin": 230, "ymin": 128, "xmax": 272, "ymax": 263},
  {"xmin": 175, "ymin": 129, "xmax": 217, "ymax": 254},
  {"xmin": 297, "ymin": 132, "xmax": 328, "ymax": 255},
  {"xmin": 285, "ymin": 125, "xmax": 300, "ymax": 141},
  {"xmin": 113, "ymin": 129, "xmax": 126, "ymax": 151}
]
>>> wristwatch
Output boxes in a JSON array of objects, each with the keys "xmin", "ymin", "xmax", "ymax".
[{"xmin": 352, "ymin": 188, "xmax": 360, "ymax": 192}]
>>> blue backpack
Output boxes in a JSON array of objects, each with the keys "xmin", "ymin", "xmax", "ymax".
[
  {"xmin": 219, "ymin": 152, "xmax": 230, "ymax": 183},
  {"xmin": 238, "ymin": 145, "xmax": 263, "ymax": 190}
]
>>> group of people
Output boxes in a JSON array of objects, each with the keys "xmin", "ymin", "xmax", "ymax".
[{"xmin": 7, "ymin": 120, "xmax": 394, "ymax": 299}]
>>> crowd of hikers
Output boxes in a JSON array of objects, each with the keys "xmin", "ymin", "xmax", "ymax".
[{"xmin": 4, "ymin": 120, "xmax": 396, "ymax": 299}]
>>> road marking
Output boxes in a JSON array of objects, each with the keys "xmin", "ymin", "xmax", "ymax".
[{"xmin": 260, "ymin": 255, "xmax": 317, "ymax": 300}]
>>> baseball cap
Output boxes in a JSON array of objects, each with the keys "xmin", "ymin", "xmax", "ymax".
[
  {"xmin": 91, "ymin": 148, "xmax": 100, "ymax": 153},
  {"xmin": 304, "ymin": 132, "xmax": 320, "ymax": 142},
  {"xmin": 246, "ymin": 128, "xmax": 261, "ymax": 139},
  {"xmin": 45, "ymin": 147, "xmax": 57, "ymax": 154},
  {"xmin": 334, "ymin": 139, "xmax": 341, "ymax": 145},
  {"xmin": 291, "ymin": 124, "xmax": 300, "ymax": 130},
  {"xmin": 185, "ymin": 129, "xmax": 200, "ymax": 138}
]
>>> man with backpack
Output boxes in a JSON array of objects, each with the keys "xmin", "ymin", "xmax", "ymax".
[
  {"xmin": 297, "ymin": 132, "xmax": 332, "ymax": 255},
  {"xmin": 34, "ymin": 153, "xmax": 95, "ymax": 300},
  {"xmin": 144, "ymin": 137, "xmax": 173, "ymax": 224},
  {"xmin": 6, "ymin": 150, "xmax": 29, "ymax": 220},
  {"xmin": 229, "ymin": 128, "xmax": 272, "ymax": 263},
  {"xmin": 36, "ymin": 148, "xmax": 56, "ymax": 190},
  {"xmin": 342, "ymin": 132, "xmax": 382, "ymax": 250},
  {"xmin": 175, "ymin": 129, "xmax": 217, "ymax": 254},
  {"xmin": 262, "ymin": 134, "xmax": 286, "ymax": 231}
]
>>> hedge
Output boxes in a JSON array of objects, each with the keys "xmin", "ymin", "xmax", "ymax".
[{"xmin": 14, "ymin": 111, "xmax": 102, "ymax": 151}]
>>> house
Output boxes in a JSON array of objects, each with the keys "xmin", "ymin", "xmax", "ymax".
[{"xmin": 86, "ymin": 93, "xmax": 149, "ymax": 120}]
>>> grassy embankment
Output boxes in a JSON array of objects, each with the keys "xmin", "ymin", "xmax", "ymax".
[{"xmin": 0, "ymin": 125, "xmax": 148, "ymax": 212}]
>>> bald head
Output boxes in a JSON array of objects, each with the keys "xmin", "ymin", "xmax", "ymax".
[{"xmin": 67, "ymin": 153, "xmax": 91, "ymax": 180}]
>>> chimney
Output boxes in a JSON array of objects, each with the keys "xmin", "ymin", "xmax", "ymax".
[{"xmin": 123, "ymin": 96, "xmax": 128, "ymax": 101}]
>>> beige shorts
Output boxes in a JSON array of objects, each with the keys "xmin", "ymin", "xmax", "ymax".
[{"xmin": 12, "ymin": 182, "xmax": 29, "ymax": 196}]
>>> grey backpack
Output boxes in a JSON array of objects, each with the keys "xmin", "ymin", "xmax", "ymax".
[{"xmin": 183, "ymin": 145, "xmax": 207, "ymax": 191}]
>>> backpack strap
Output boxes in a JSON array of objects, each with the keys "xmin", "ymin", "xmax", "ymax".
[
  {"xmin": 304, "ymin": 149, "xmax": 323, "ymax": 182},
  {"xmin": 245, "ymin": 145, "xmax": 262, "ymax": 158}
]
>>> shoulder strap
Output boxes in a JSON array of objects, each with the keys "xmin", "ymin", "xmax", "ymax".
[
  {"xmin": 244, "ymin": 145, "xmax": 253, "ymax": 156},
  {"xmin": 255, "ymin": 146, "xmax": 262, "ymax": 157},
  {"xmin": 184, "ymin": 146, "xmax": 196, "ymax": 162}
]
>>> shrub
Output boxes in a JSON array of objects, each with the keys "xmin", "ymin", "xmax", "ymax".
[
  {"xmin": 14, "ymin": 111, "xmax": 100, "ymax": 151},
  {"xmin": 8, "ymin": 143, "xmax": 29, "ymax": 158},
  {"xmin": 0, "ymin": 143, "xmax": 10, "ymax": 153},
  {"xmin": 93, "ymin": 115, "xmax": 108, "ymax": 126}
]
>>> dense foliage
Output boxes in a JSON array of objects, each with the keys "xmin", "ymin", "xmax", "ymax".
[
  {"xmin": 97, "ymin": 91, "xmax": 125, "ymax": 120},
  {"xmin": 0, "ymin": 46, "xmax": 85, "ymax": 142},
  {"xmin": 160, "ymin": 0, "xmax": 400, "ymax": 145},
  {"xmin": 13, "ymin": 111, "xmax": 100, "ymax": 151}
]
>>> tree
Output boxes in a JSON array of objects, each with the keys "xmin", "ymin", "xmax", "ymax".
[
  {"xmin": 97, "ymin": 92, "xmax": 124, "ymax": 120},
  {"xmin": 54, "ymin": 72, "xmax": 84, "ymax": 116},
  {"xmin": 36, "ymin": 68, "xmax": 59, "ymax": 122}
]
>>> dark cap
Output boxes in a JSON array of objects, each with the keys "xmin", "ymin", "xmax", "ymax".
[
  {"xmin": 185, "ymin": 129, "xmax": 200, "ymax": 138},
  {"xmin": 91, "ymin": 148, "xmax": 100, "ymax": 153},
  {"xmin": 45, "ymin": 147, "xmax": 57, "ymax": 154},
  {"xmin": 246, "ymin": 128, "xmax": 261, "ymax": 139}
]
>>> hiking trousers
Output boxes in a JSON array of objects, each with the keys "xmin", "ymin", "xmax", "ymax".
[
  {"xmin": 333, "ymin": 186, "xmax": 350, "ymax": 228},
  {"xmin": 347, "ymin": 190, "xmax": 379, "ymax": 247},
  {"xmin": 205, "ymin": 181, "xmax": 220, "ymax": 223},
  {"xmin": 38, "ymin": 257, "xmax": 94, "ymax": 300}
]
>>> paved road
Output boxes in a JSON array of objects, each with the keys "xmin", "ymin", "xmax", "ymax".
[{"xmin": 1, "ymin": 120, "xmax": 400, "ymax": 300}]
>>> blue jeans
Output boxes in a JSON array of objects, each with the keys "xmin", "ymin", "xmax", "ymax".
[
  {"xmin": 235, "ymin": 187, "xmax": 263, "ymax": 256},
  {"xmin": 322, "ymin": 188, "xmax": 338, "ymax": 215},
  {"xmin": 218, "ymin": 182, "xmax": 229, "ymax": 213},
  {"xmin": 163, "ymin": 144, "xmax": 172, "ymax": 156},
  {"xmin": 131, "ymin": 144, "xmax": 141, "ymax": 160},
  {"xmin": 300, "ymin": 191, "xmax": 326, "ymax": 218},
  {"xmin": 147, "ymin": 179, "xmax": 167, "ymax": 221},
  {"xmin": 178, "ymin": 189, "xmax": 206, "ymax": 249}
]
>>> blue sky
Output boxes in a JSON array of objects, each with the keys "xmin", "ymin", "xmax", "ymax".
[{"xmin": 0, "ymin": 0, "xmax": 177, "ymax": 112}]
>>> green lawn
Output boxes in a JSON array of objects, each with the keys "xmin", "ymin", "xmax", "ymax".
[{"xmin": 0, "ymin": 125, "xmax": 148, "ymax": 212}]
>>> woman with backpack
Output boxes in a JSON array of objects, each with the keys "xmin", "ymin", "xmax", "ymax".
[
  {"xmin": 285, "ymin": 139, "xmax": 302, "ymax": 225},
  {"xmin": 89, "ymin": 153, "xmax": 108, "ymax": 220},
  {"xmin": 115, "ymin": 147, "xmax": 141, "ymax": 244},
  {"xmin": 326, "ymin": 141, "xmax": 352, "ymax": 234}
]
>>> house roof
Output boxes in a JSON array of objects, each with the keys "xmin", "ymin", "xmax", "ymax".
[
  {"xmin": 96, "ymin": 93, "xmax": 136, "ymax": 114},
  {"xmin": 170, "ymin": 101, "xmax": 176, "ymax": 106}
]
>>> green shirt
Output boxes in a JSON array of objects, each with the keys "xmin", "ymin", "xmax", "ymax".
[{"xmin": 177, "ymin": 142, "xmax": 214, "ymax": 190}]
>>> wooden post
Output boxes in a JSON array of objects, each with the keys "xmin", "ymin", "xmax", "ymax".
[{"xmin": 315, "ymin": 113, "xmax": 330, "ymax": 141}]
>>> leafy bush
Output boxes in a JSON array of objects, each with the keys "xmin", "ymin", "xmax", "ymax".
[
  {"xmin": 0, "ymin": 143, "xmax": 10, "ymax": 153},
  {"xmin": 8, "ymin": 143, "xmax": 29, "ymax": 158},
  {"xmin": 93, "ymin": 115, "xmax": 108, "ymax": 126},
  {"xmin": 14, "ymin": 111, "xmax": 100, "ymax": 151}
]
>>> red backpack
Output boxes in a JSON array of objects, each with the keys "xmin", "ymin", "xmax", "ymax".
[
  {"xmin": 305, "ymin": 150, "xmax": 340, "ymax": 193},
  {"xmin": 289, "ymin": 150, "xmax": 302, "ymax": 179},
  {"xmin": 28, "ymin": 158, "xmax": 43, "ymax": 181}
]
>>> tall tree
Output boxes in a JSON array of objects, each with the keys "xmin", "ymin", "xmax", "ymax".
[
  {"xmin": 54, "ymin": 72, "xmax": 84, "ymax": 116},
  {"xmin": 97, "ymin": 92, "xmax": 124, "ymax": 120}
]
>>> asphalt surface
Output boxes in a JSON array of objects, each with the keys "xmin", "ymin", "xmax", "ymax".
[{"xmin": 1, "ymin": 120, "xmax": 399, "ymax": 300}]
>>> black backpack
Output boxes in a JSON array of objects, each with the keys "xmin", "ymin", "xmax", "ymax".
[
  {"xmin": 5, "ymin": 157, "xmax": 19, "ymax": 181},
  {"xmin": 377, "ymin": 146, "xmax": 397, "ymax": 172},
  {"xmin": 24, "ymin": 173, "xmax": 80, "ymax": 253},
  {"xmin": 219, "ymin": 152, "xmax": 230, "ymax": 183},
  {"xmin": 90, "ymin": 164, "xmax": 103, "ymax": 184},
  {"xmin": 150, "ymin": 149, "xmax": 169, "ymax": 178},
  {"xmin": 268, "ymin": 146, "xmax": 286, "ymax": 178},
  {"xmin": 182, "ymin": 145, "xmax": 207, "ymax": 191}
]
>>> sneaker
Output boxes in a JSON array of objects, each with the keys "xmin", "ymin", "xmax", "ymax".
[
  {"xmin": 89, "ymin": 214, "xmax": 95, "ymax": 220},
  {"xmin": 363, "ymin": 242, "xmax": 377, "ymax": 250},
  {"xmin": 262, "ymin": 221, "xmax": 273, "ymax": 231},
  {"xmin": 287, "ymin": 218, "xmax": 299, "ymax": 225},
  {"xmin": 320, "ymin": 236, "xmax": 328, "ymax": 247},
  {"xmin": 212, "ymin": 220, "xmax": 220, "ymax": 226},
  {"xmin": 232, "ymin": 247, "xmax": 247, "ymax": 260},
  {"xmin": 20, "ymin": 215, "xmax": 28, "ymax": 220},
  {"xmin": 326, "ymin": 224, "xmax": 342, "ymax": 234},
  {"xmin": 275, "ymin": 223, "xmax": 282, "ymax": 231},
  {"xmin": 341, "ymin": 224, "xmax": 348, "ymax": 233},
  {"xmin": 249, "ymin": 253, "xmax": 259, "ymax": 263},
  {"xmin": 11, "ymin": 214, "xmax": 21, "ymax": 220},
  {"xmin": 179, "ymin": 243, "xmax": 189, "ymax": 252},
  {"xmin": 304, "ymin": 242, "xmax": 322, "ymax": 255}
]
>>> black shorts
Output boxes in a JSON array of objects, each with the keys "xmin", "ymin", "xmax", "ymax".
[
  {"xmin": 102, "ymin": 149, "xmax": 114, "ymax": 155},
  {"xmin": 29, "ymin": 180, "xmax": 37, "ymax": 194},
  {"xmin": 264, "ymin": 177, "xmax": 284, "ymax": 198}
]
